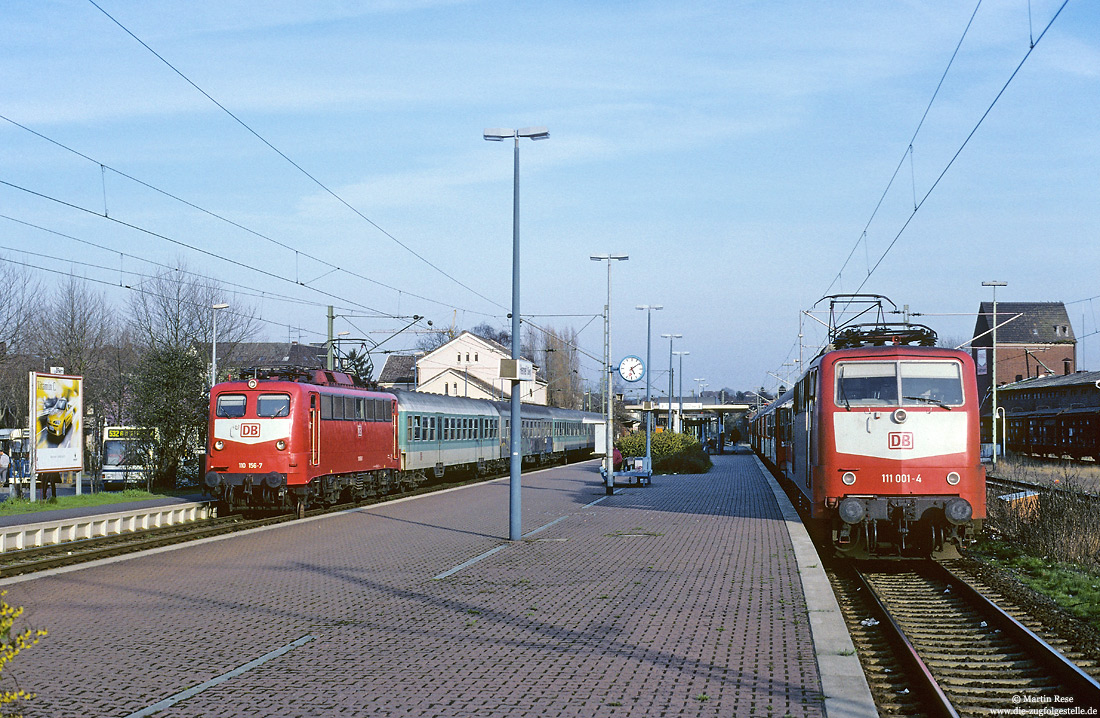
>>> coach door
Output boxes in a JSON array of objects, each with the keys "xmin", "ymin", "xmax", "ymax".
[{"xmin": 309, "ymin": 392, "xmax": 320, "ymax": 466}]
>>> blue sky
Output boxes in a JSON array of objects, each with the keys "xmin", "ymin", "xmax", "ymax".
[{"xmin": 2, "ymin": 0, "xmax": 1097, "ymax": 395}]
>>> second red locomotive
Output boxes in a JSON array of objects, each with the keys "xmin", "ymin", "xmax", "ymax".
[{"xmin": 751, "ymin": 297, "xmax": 986, "ymax": 557}]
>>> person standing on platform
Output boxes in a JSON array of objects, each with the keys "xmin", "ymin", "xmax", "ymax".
[{"xmin": 0, "ymin": 449, "xmax": 9, "ymax": 487}]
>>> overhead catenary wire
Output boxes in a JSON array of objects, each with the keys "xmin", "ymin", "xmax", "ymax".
[
  {"xmin": 0, "ymin": 178, "xmax": 394, "ymax": 318},
  {"xmin": 843, "ymin": 0, "xmax": 1068, "ymax": 297},
  {"xmin": 0, "ymin": 113, "xmax": 494, "ymax": 319},
  {"xmin": 86, "ymin": 0, "xmax": 507, "ymax": 315},
  {"xmin": 0, "ymin": 253, "xmax": 328, "ymax": 342},
  {"xmin": 766, "ymin": 1, "xmax": 1072, "ymax": 390},
  {"xmin": 0, "ymin": 213, "xmax": 352, "ymax": 312}
]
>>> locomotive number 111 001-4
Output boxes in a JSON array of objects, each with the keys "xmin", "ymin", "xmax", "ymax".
[{"xmin": 881, "ymin": 473, "xmax": 921, "ymax": 483}]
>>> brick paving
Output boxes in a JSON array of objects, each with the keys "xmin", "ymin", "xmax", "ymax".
[{"xmin": 1, "ymin": 454, "xmax": 827, "ymax": 717}]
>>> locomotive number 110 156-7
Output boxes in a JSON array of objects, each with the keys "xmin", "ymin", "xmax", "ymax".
[{"xmin": 881, "ymin": 473, "xmax": 921, "ymax": 483}]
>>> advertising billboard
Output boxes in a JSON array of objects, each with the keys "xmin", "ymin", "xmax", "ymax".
[{"xmin": 30, "ymin": 372, "xmax": 83, "ymax": 473}]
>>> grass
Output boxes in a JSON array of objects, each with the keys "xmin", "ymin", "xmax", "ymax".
[
  {"xmin": 979, "ymin": 455, "xmax": 1100, "ymax": 632},
  {"xmin": 970, "ymin": 536, "xmax": 1100, "ymax": 632},
  {"xmin": 0, "ymin": 489, "xmax": 188, "ymax": 517}
]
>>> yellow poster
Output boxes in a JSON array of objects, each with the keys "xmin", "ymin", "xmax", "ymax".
[{"xmin": 31, "ymin": 372, "xmax": 83, "ymax": 472}]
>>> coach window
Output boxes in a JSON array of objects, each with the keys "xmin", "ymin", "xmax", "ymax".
[
  {"xmin": 257, "ymin": 394, "xmax": 290, "ymax": 418},
  {"xmin": 216, "ymin": 394, "xmax": 247, "ymax": 418}
]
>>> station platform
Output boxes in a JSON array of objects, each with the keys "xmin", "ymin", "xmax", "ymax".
[{"xmin": 0, "ymin": 453, "xmax": 875, "ymax": 718}]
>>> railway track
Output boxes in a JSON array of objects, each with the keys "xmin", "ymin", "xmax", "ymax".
[{"xmin": 831, "ymin": 559, "xmax": 1100, "ymax": 717}]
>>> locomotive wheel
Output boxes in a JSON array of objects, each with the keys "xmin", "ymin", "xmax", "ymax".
[{"xmin": 296, "ymin": 500, "xmax": 306, "ymax": 520}]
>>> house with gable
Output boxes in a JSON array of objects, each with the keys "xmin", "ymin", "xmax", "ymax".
[
  {"xmin": 378, "ymin": 331, "xmax": 548, "ymax": 404},
  {"xmin": 971, "ymin": 301, "xmax": 1076, "ymax": 440}
]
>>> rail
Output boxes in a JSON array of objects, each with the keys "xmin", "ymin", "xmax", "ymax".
[{"xmin": 0, "ymin": 502, "xmax": 216, "ymax": 553}]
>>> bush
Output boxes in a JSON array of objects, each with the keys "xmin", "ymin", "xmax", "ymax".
[
  {"xmin": 0, "ymin": 591, "xmax": 46, "ymax": 716},
  {"xmin": 987, "ymin": 476, "xmax": 1100, "ymax": 567},
  {"xmin": 616, "ymin": 431, "xmax": 712, "ymax": 475}
]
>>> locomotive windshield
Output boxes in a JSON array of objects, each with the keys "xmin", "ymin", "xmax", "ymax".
[
  {"xmin": 899, "ymin": 361, "xmax": 963, "ymax": 407},
  {"xmin": 835, "ymin": 361, "xmax": 964, "ymax": 408},
  {"xmin": 216, "ymin": 394, "xmax": 247, "ymax": 418},
  {"xmin": 257, "ymin": 393, "xmax": 291, "ymax": 418}
]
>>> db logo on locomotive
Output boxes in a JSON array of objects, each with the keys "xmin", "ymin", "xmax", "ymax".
[
  {"xmin": 888, "ymin": 432, "xmax": 913, "ymax": 450},
  {"xmin": 240, "ymin": 423, "xmax": 261, "ymax": 438}
]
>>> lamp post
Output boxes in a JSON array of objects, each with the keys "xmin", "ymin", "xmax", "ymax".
[
  {"xmin": 636, "ymin": 305, "xmax": 662, "ymax": 473},
  {"xmin": 485, "ymin": 126, "xmax": 549, "ymax": 541},
  {"xmin": 661, "ymin": 333, "xmax": 681, "ymax": 431},
  {"xmin": 211, "ymin": 303, "xmax": 229, "ymax": 387},
  {"xmin": 592, "ymin": 253, "xmax": 629, "ymax": 495},
  {"xmin": 673, "ymin": 350, "xmax": 689, "ymax": 432},
  {"xmin": 983, "ymin": 280, "xmax": 1007, "ymax": 467}
]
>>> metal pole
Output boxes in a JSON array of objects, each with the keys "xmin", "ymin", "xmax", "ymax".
[
  {"xmin": 667, "ymin": 337, "xmax": 674, "ymax": 430},
  {"xmin": 983, "ymin": 281, "xmax": 1007, "ymax": 468},
  {"xmin": 326, "ymin": 305, "xmax": 334, "ymax": 371},
  {"xmin": 211, "ymin": 308, "xmax": 217, "ymax": 387},
  {"xmin": 509, "ymin": 134, "xmax": 522, "ymax": 541},
  {"xmin": 605, "ymin": 258, "xmax": 614, "ymax": 495},
  {"xmin": 677, "ymin": 353, "xmax": 685, "ymax": 433}
]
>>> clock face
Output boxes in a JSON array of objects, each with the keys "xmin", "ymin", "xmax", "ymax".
[{"xmin": 618, "ymin": 356, "xmax": 645, "ymax": 382}]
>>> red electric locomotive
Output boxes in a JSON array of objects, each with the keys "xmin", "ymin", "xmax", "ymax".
[
  {"xmin": 205, "ymin": 367, "xmax": 400, "ymax": 518},
  {"xmin": 752, "ymin": 297, "xmax": 985, "ymax": 557}
]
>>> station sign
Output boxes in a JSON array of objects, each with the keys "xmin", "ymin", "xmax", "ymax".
[{"xmin": 499, "ymin": 359, "xmax": 535, "ymax": 382}]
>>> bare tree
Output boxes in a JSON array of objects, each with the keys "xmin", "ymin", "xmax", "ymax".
[
  {"xmin": 0, "ymin": 259, "xmax": 42, "ymax": 427},
  {"xmin": 529, "ymin": 325, "xmax": 583, "ymax": 408},
  {"xmin": 129, "ymin": 262, "xmax": 259, "ymax": 372}
]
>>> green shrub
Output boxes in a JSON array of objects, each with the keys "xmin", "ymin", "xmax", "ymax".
[{"xmin": 616, "ymin": 431, "xmax": 712, "ymax": 475}]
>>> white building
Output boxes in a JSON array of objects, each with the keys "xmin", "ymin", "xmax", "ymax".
[{"xmin": 381, "ymin": 331, "xmax": 547, "ymax": 404}]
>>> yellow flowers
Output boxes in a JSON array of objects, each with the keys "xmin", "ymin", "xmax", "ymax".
[{"xmin": 0, "ymin": 591, "xmax": 46, "ymax": 714}]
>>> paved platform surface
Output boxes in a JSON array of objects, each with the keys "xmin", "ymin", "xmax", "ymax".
[{"xmin": 0, "ymin": 454, "xmax": 873, "ymax": 717}]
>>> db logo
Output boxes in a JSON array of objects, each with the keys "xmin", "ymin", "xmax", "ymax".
[
  {"xmin": 241, "ymin": 423, "xmax": 261, "ymax": 438},
  {"xmin": 888, "ymin": 432, "xmax": 913, "ymax": 450}
]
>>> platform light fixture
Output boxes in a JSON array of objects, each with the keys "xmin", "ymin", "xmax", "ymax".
[
  {"xmin": 592, "ymin": 254, "xmax": 629, "ymax": 494},
  {"xmin": 673, "ymin": 350, "xmax": 689, "ymax": 433},
  {"xmin": 485, "ymin": 125, "xmax": 549, "ymax": 541},
  {"xmin": 661, "ymin": 333, "xmax": 682, "ymax": 431},
  {"xmin": 636, "ymin": 305, "xmax": 662, "ymax": 473}
]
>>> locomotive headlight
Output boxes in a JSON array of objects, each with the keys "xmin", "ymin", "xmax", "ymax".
[
  {"xmin": 838, "ymin": 497, "xmax": 866, "ymax": 525},
  {"xmin": 841, "ymin": 471, "xmax": 857, "ymax": 486},
  {"xmin": 214, "ymin": 440, "xmax": 224, "ymax": 451},
  {"xmin": 946, "ymin": 471, "xmax": 961, "ymax": 486},
  {"xmin": 892, "ymin": 408, "xmax": 907, "ymax": 424},
  {"xmin": 276, "ymin": 440, "xmax": 287, "ymax": 451},
  {"xmin": 944, "ymin": 498, "xmax": 973, "ymax": 525}
]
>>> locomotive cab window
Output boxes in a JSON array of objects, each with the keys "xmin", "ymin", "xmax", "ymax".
[
  {"xmin": 216, "ymin": 394, "xmax": 247, "ymax": 418},
  {"xmin": 835, "ymin": 363, "xmax": 898, "ymax": 407},
  {"xmin": 257, "ymin": 394, "xmax": 290, "ymax": 418},
  {"xmin": 835, "ymin": 361, "xmax": 964, "ymax": 408},
  {"xmin": 900, "ymin": 361, "xmax": 964, "ymax": 407}
]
